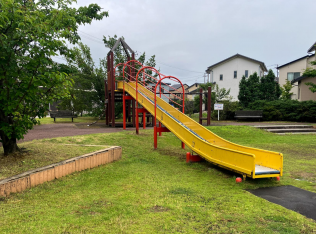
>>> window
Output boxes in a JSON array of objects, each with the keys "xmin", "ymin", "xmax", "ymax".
[
  {"xmin": 234, "ymin": 71, "xmax": 237, "ymax": 78},
  {"xmin": 287, "ymin": 72, "xmax": 300, "ymax": 81},
  {"xmin": 220, "ymin": 74, "xmax": 223, "ymax": 81},
  {"xmin": 245, "ymin": 70, "xmax": 248, "ymax": 78}
]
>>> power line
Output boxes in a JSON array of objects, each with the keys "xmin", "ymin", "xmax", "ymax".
[
  {"xmin": 155, "ymin": 61, "xmax": 204, "ymax": 73},
  {"xmin": 77, "ymin": 31, "xmax": 204, "ymax": 75}
]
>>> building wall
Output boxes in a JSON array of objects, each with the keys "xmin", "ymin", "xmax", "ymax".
[
  {"xmin": 186, "ymin": 84, "xmax": 200, "ymax": 101},
  {"xmin": 298, "ymin": 77, "xmax": 316, "ymax": 101},
  {"xmin": 210, "ymin": 58, "xmax": 264, "ymax": 100},
  {"xmin": 278, "ymin": 55, "xmax": 315, "ymax": 100}
]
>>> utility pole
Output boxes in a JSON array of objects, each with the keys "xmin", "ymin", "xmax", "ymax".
[{"xmin": 203, "ymin": 73, "xmax": 207, "ymax": 83}]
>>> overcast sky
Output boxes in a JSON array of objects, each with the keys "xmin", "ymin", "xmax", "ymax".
[{"xmin": 67, "ymin": 0, "xmax": 316, "ymax": 85}]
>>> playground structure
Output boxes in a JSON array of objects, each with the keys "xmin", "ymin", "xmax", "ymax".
[{"xmin": 105, "ymin": 38, "xmax": 283, "ymax": 180}]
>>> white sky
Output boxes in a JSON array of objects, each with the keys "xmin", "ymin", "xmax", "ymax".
[{"xmin": 65, "ymin": 0, "xmax": 316, "ymax": 85}]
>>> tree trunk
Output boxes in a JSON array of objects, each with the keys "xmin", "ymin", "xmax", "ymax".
[{"xmin": 0, "ymin": 130, "xmax": 20, "ymax": 156}]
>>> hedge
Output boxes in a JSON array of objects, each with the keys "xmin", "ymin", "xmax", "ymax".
[{"xmin": 248, "ymin": 100, "xmax": 316, "ymax": 122}]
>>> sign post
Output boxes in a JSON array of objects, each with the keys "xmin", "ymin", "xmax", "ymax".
[{"xmin": 214, "ymin": 103, "xmax": 224, "ymax": 121}]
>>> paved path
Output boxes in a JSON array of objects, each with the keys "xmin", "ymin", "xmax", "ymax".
[
  {"xmin": 18, "ymin": 121, "xmax": 314, "ymax": 143},
  {"xmin": 18, "ymin": 123, "xmax": 133, "ymax": 143}
]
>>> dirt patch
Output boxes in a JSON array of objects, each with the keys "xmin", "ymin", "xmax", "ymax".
[
  {"xmin": 156, "ymin": 148, "xmax": 186, "ymax": 160},
  {"xmin": 149, "ymin": 205, "xmax": 169, "ymax": 213},
  {"xmin": 290, "ymin": 171, "xmax": 316, "ymax": 182}
]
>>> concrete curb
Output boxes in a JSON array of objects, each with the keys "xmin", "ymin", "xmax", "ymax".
[{"xmin": 0, "ymin": 146, "xmax": 122, "ymax": 197}]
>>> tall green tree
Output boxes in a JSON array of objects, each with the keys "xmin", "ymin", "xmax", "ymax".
[
  {"xmin": 238, "ymin": 70, "xmax": 281, "ymax": 108},
  {"xmin": 238, "ymin": 73, "xmax": 261, "ymax": 108},
  {"xmin": 259, "ymin": 69, "xmax": 281, "ymax": 101},
  {"xmin": 0, "ymin": 0, "xmax": 107, "ymax": 155}
]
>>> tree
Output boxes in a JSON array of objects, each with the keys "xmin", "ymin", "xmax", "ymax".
[
  {"xmin": 280, "ymin": 80, "xmax": 294, "ymax": 100},
  {"xmin": 259, "ymin": 69, "xmax": 281, "ymax": 101},
  {"xmin": 58, "ymin": 43, "xmax": 107, "ymax": 117},
  {"xmin": 194, "ymin": 82, "xmax": 231, "ymax": 112},
  {"xmin": 0, "ymin": 0, "xmax": 108, "ymax": 155},
  {"xmin": 238, "ymin": 73, "xmax": 260, "ymax": 108},
  {"xmin": 303, "ymin": 60, "xmax": 316, "ymax": 93},
  {"xmin": 238, "ymin": 70, "xmax": 281, "ymax": 108}
]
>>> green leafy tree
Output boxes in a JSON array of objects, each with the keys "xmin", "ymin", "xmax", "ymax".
[
  {"xmin": 259, "ymin": 69, "xmax": 281, "ymax": 101},
  {"xmin": 0, "ymin": 0, "xmax": 107, "ymax": 155},
  {"xmin": 238, "ymin": 75, "xmax": 250, "ymax": 108},
  {"xmin": 59, "ymin": 43, "xmax": 107, "ymax": 117},
  {"xmin": 194, "ymin": 82, "xmax": 230, "ymax": 112},
  {"xmin": 303, "ymin": 60, "xmax": 316, "ymax": 93},
  {"xmin": 238, "ymin": 71, "xmax": 281, "ymax": 108},
  {"xmin": 238, "ymin": 73, "xmax": 260, "ymax": 108},
  {"xmin": 280, "ymin": 80, "xmax": 294, "ymax": 100}
]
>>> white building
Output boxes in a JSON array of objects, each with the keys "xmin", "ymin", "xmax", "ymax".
[{"xmin": 205, "ymin": 54, "xmax": 267, "ymax": 100}]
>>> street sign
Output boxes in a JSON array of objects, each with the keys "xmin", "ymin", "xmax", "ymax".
[{"xmin": 214, "ymin": 103, "xmax": 224, "ymax": 110}]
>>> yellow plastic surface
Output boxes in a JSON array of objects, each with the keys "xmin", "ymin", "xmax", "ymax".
[{"xmin": 120, "ymin": 81, "xmax": 283, "ymax": 179}]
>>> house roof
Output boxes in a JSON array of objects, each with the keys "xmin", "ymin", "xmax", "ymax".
[
  {"xmin": 205, "ymin": 53, "xmax": 267, "ymax": 73},
  {"xmin": 187, "ymin": 83, "xmax": 203, "ymax": 90},
  {"xmin": 277, "ymin": 54, "xmax": 315, "ymax": 69},
  {"xmin": 291, "ymin": 76, "xmax": 307, "ymax": 84},
  {"xmin": 307, "ymin": 41, "xmax": 316, "ymax": 53},
  {"xmin": 171, "ymin": 84, "xmax": 188, "ymax": 90}
]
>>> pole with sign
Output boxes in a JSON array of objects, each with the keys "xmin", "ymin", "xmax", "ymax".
[{"xmin": 214, "ymin": 103, "xmax": 224, "ymax": 121}]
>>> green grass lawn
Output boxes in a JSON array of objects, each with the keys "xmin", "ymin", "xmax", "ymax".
[
  {"xmin": 0, "ymin": 141, "xmax": 105, "ymax": 180},
  {"xmin": 38, "ymin": 116, "xmax": 98, "ymax": 124},
  {"xmin": 0, "ymin": 126, "xmax": 316, "ymax": 233}
]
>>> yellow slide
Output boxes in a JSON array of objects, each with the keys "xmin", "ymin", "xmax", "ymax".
[{"xmin": 118, "ymin": 81, "xmax": 283, "ymax": 179}]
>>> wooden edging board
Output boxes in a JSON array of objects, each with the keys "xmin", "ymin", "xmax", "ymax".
[{"xmin": 0, "ymin": 146, "xmax": 122, "ymax": 197}]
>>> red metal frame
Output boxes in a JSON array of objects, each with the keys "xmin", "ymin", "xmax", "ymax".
[
  {"xmin": 154, "ymin": 76, "xmax": 185, "ymax": 149},
  {"xmin": 110, "ymin": 57, "xmax": 187, "ymax": 150},
  {"xmin": 134, "ymin": 66, "xmax": 162, "ymax": 134}
]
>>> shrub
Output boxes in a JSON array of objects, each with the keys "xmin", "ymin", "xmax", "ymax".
[{"xmin": 248, "ymin": 100, "xmax": 316, "ymax": 122}]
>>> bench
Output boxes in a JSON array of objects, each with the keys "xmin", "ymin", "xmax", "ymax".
[
  {"xmin": 235, "ymin": 110, "xmax": 263, "ymax": 121},
  {"xmin": 50, "ymin": 110, "xmax": 77, "ymax": 122}
]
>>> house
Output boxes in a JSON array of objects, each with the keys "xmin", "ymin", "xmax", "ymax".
[
  {"xmin": 186, "ymin": 83, "xmax": 203, "ymax": 101},
  {"xmin": 148, "ymin": 82, "xmax": 171, "ymax": 103},
  {"xmin": 170, "ymin": 83, "xmax": 189, "ymax": 100},
  {"xmin": 205, "ymin": 54, "xmax": 267, "ymax": 100},
  {"xmin": 277, "ymin": 42, "xmax": 316, "ymax": 101}
]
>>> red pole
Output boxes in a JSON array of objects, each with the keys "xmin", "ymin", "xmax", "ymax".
[
  {"xmin": 199, "ymin": 88, "xmax": 202, "ymax": 125},
  {"xmin": 132, "ymin": 100, "xmax": 135, "ymax": 127},
  {"xmin": 154, "ymin": 126, "xmax": 157, "ymax": 149},
  {"xmin": 143, "ymin": 111, "xmax": 146, "ymax": 129},
  {"xmin": 207, "ymin": 86, "xmax": 211, "ymax": 126},
  {"xmin": 159, "ymin": 82, "xmax": 162, "ymax": 136},
  {"xmin": 123, "ymin": 91, "xmax": 126, "ymax": 129},
  {"xmin": 136, "ymin": 71, "xmax": 139, "ymax": 134}
]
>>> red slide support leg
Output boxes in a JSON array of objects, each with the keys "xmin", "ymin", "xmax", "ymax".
[
  {"xmin": 186, "ymin": 152, "xmax": 203, "ymax": 163},
  {"xmin": 154, "ymin": 126, "xmax": 157, "ymax": 149}
]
